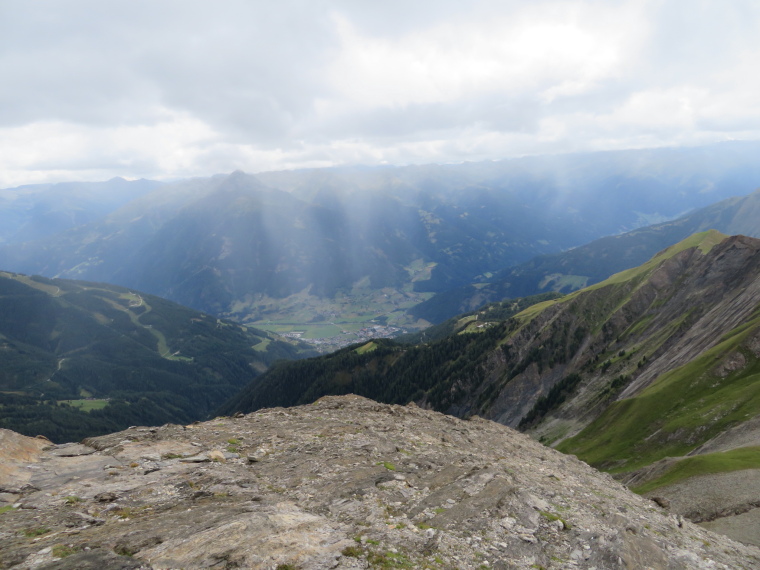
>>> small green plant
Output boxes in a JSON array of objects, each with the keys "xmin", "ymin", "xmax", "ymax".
[
  {"xmin": 366, "ymin": 550, "xmax": 414, "ymax": 568},
  {"xmin": 162, "ymin": 453, "xmax": 184, "ymax": 460},
  {"xmin": 0, "ymin": 505, "xmax": 16, "ymax": 514},
  {"xmin": 341, "ymin": 545, "xmax": 364, "ymax": 557},
  {"xmin": 23, "ymin": 527, "xmax": 50, "ymax": 537},
  {"xmin": 416, "ymin": 522, "xmax": 433, "ymax": 530},
  {"xmin": 275, "ymin": 564, "xmax": 298, "ymax": 570},
  {"xmin": 377, "ymin": 461, "xmax": 396, "ymax": 471},
  {"xmin": 539, "ymin": 510, "xmax": 571, "ymax": 529},
  {"xmin": 433, "ymin": 507, "xmax": 446, "ymax": 514},
  {"xmin": 63, "ymin": 496, "xmax": 81, "ymax": 505},
  {"xmin": 52, "ymin": 544, "xmax": 77, "ymax": 558},
  {"xmin": 112, "ymin": 507, "xmax": 137, "ymax": 519}
]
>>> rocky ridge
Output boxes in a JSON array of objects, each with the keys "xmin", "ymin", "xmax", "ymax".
[{"xmin": 1, "ymin": 395, "xmax": 758, "ymax": 569}]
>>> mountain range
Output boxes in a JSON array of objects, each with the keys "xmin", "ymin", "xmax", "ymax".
[{"xmin": 3, "ymin": 141, "xmax": 760, "ymax": 344}]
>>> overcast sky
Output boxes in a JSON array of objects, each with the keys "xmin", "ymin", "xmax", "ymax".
[{"xmin": 2, "ymin": 0, "xmax": 760, "ymax": 187}]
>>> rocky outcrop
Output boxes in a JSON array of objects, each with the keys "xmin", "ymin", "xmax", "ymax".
[{"xmin": 1, "ymin": 395, "xmax": 758, "ymax": 569}]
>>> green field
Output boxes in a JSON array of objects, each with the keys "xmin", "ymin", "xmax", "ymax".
[
  {"xmin": 228, "ymin": 285, "xmax": 434, "ymax": 346},
  {"xmin": 58, "ymin": 399, "xmax": 110, "ymax": 412}
]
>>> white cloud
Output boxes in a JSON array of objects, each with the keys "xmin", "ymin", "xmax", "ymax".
[{"xmin": 2, "ymin": 0, "xmax": 760, "ymax": 185}]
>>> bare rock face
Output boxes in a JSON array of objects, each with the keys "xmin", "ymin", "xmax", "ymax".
[{"xmin": 1, "ymin": 395, "xmax": 759, "ymax": 569}]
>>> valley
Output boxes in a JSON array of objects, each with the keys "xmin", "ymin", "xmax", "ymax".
[{"xmin": 231, "ymin": 283, "xmax": 433, "ymax": 352}]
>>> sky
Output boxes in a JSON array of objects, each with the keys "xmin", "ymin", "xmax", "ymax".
[{"xmin": 2, "ymin": 0, "xmax": 760, "ymax": 187}]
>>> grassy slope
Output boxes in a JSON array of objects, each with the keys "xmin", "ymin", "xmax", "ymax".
[
  {"xmin": 510, "ymin": 230, "xmax": 727, "ymax": 331},
  {"xmin": 557, "ymin": 307, "xmax": 760, "ymax": 473},
  {"xmin": 511, "ymin": 230, "xmax": 760, "ymax": 488},
  {"xmin": 633, "ymin": 446, "xmax": 760, "ymax": 494}
]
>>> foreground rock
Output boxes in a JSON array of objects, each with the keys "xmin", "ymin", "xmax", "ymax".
[{"xmin": 1, "ymin": 395, "xmax": 758, "ymax": 569}]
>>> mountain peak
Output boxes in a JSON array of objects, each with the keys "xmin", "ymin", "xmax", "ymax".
[{"xmin": 217, "ymin": 169, "xmax": 266, "ymax": 193}]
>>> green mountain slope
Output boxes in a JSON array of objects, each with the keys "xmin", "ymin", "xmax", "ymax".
[
  {"xmin": 557, "ymin": 303, "xmax": 760, "ymax": 473},
  {"xmin": 0, "ymin": 272, "xmax": 315, "ymax": 442}
]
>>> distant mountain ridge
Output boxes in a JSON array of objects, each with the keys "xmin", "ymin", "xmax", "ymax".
[
  {"xmin": 2, "ymin": 141, "xmax": 760, "ymax": 334},
  {"xmin": 0, "ymin": 177, "xmax": 161, "ymax": 245},
  {"xmin": 411, "ymin": 187, "xmax": 760, "ymax": 323}
]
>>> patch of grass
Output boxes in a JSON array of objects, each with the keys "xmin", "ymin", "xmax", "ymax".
[
  {"xmin": 63, "ymin": 496, "xmax": 82, "ymax": 505},
  {"xmin": 341, "ymin": 545, "xmax": 364, "ymax": 557},
  {"xmin": 0, "ymin": 505, "xmax": 16, "ymax": 515},
  {"xmin": 23, "ymin": 527, "xmax": 50, "ymax": 537},
  {"xmin": 52, "ymin": 544, "xmax": 78, "ymax": 558},
  {"xmin": 377, "ymin": 461, "xmax": 396, "ymax": 471},
  {"xmin": 111, "ymin": 506, "xmax": 148, "ymax": 519},
  {"xmin": 539, "ymin": 510, "xmax": 571, "ymax": 529},
  {"xmin": 367, "ymin": 550, "xmax": 414, "ymax": 568},
  {"xmin": 634, "ymin": 446, "xmax": 760, "ymax": 494},
  {"xmin": 355, "ymin": 341, "xmax": 378, "ymax": 355},
  {"xmin": 57, "ymin": 399, "xmax": 109, "ymax": 411}
]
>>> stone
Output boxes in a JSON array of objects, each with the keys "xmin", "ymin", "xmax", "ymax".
[{"xmin": 0, "ymin": 395, "xmax": 757, "ymax": 569}]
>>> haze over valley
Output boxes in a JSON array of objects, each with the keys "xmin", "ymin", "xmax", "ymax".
[{"xmin": 4, "ymin": 141, "xmax": 760, "ymax": 351}]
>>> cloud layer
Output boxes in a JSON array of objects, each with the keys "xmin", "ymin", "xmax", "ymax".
[{"xmin": 2, "ymin": 0, "xmax": 760, "ymax": 186}]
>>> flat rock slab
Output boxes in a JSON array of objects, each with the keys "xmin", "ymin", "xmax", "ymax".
[
  {"xmin": 0, "ymin": 395, "xmax": 759, "ymax": 569},
  {"xmin": 44, "ymin": 444, "xmax": 96, "ymax": 458}
]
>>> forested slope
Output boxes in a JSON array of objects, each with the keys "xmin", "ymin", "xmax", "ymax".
[{"xmin": 0, "ymin": 272, "xmax": 314, "ymax": 442}]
